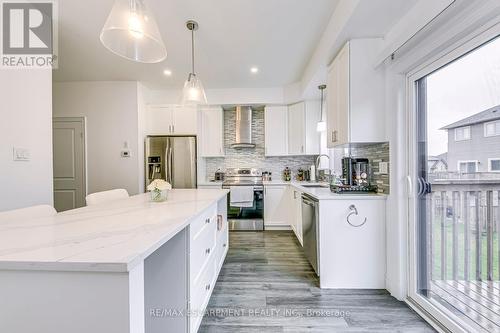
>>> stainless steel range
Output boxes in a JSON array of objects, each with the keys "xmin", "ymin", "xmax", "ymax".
[{"xmin": 222, "ymin": 168, "xmax": 264, "ymax": 231}]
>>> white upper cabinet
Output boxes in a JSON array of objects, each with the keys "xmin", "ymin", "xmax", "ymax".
[
  {"xmin": 327, "ymin": 39, "xmax": 386, "ymax": 148},
  {"xmin": 288, "ymin": 101, "xmax": 321, "ymax": 155},
  {"xmin": 265, "ymin": 106, "xmax": 288, "ymax": 156},
  {"xmin": 199, "ymin": 106, "xmax": 225, "ymax": 157},
  {"xmin": 171, "ymin": 105, "xmax": 197, "ymax": 135},
  {"xmin": 146, "ymin": 105, "xmax": 198, "ymax": 135},
  {"xmin": 288, "ymin": 102, "xmax": 306, "ymax": 155},
  {"xmin": 304, "ymin": 100, "xmax": 321, "ymax": 155}
]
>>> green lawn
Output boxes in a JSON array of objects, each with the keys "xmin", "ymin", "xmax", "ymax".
[{"xmin": 431, "ymin": 221, "xmax": 499, "ymax": 281}]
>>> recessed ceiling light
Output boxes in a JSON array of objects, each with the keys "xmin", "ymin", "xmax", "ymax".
[
  {"xmin": 250, "ymin": 67, "xmax": 259, "ymax": 74},
  {"xmin": 163, "ymin": 69, "xmax": 172, "ymax": 76}
]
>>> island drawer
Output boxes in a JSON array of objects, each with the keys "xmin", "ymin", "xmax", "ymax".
[
  {"xmin": 190, "ymin": 217, "xmax": 216, "ymax": 284},
  {"xmin": 190, "ymin": 255, "xmax": 216, "ymax": 332},
  {"xmin": 190, "ymin": 204, "xmax": 217, "ymax": 241}
]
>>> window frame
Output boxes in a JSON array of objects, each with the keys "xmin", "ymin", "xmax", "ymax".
[
  {"xmin": 483, "ymin": 120, "xmax": 500, "ymax": 137},
  {"xmin": 454, "ymin": 126, "xmax": 471, "ymax": 141},
  {"xmin": 457, "ymin": 160, "xmax": 479, "ymax": 173},
  {"xmin": 488, "ymin": 158, "xmax": 500, "ymax": 172}
]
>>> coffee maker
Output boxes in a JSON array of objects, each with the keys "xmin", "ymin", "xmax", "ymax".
[{"xmin": 341, "ymin": 157, "xmax": 370, "ymax": 186}]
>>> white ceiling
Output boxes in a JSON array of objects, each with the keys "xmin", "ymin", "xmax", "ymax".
[{"xmin": 53, "ymin": 0, "xmax": 339, "ymax": 89}]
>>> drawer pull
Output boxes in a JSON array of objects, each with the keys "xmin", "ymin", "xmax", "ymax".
[
  {"xmin": 205, "ymin": 248, "xmax": 211, "ymax": 255},
  {"xmin": 205, "ymin": 218, "xmax": 210, "ymax": 224},
  {"xmin": 217, "ymin": 215, "xmax": 223, "ymax": 230},
  {"xmin": 205, "ymin": 284, "xmax": 211, "ymax": 291}
]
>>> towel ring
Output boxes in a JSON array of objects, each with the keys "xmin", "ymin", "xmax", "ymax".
[{"xmin": 347, "ymin": 205, "xmax": 367, "ymax": 227}]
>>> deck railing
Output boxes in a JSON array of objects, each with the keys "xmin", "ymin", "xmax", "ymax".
[{"xmin": 429, "ymin": 184, "xmax": 500, "ymax": 282}]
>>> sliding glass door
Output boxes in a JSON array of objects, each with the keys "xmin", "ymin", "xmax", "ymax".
[{"xmin": 409, "ymin": 35, "xmax": 500, "ymax": 332}]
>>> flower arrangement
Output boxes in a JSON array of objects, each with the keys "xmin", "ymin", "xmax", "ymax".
[{"xmin": 147, "ymin": 179, "xmax": 172, "ymax": 202}]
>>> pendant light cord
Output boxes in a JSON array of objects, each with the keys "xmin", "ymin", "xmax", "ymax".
[
  {"xmin": 320, "ymin": 88, "xmax": 324, "ymax": 121},
  {"xmin": 191, "ymin": 28, "xmax": 195, "ymax": 74}
]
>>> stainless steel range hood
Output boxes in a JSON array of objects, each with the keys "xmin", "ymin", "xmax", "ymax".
[{"xmin": 231, "ymin": 106, "xmax": 255, "ymax": 148}]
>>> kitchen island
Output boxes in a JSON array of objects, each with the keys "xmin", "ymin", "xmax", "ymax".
[{"xmin": 0, "ymin": 189, "xmax": 229, "ymax": 333}]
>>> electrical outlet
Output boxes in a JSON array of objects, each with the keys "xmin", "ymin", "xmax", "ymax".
[
  {"xmin": 13, "ymin": 147, "xmax": 30, "ymax": 161},
  {"xmin": 379, "ymin": 162, "xmax": 389, "ymax": 175},
  {"xmin": 121, "ymin": 150, "xmax": 131, "ymax": 158}
]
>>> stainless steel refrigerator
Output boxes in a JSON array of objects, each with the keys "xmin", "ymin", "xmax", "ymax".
[{"xmin": 145, "ymin": 136, "xmax": 197, "ymax": 189}]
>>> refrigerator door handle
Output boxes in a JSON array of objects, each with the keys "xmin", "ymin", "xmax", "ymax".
[{"xmin": 168, "ymin": 147, "xmax": 173, "ymax": 184}]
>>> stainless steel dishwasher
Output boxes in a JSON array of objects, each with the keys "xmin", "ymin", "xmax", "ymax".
[{"xmin": 302, "ymin": 193, "xmax": 319, "ymax": 275}]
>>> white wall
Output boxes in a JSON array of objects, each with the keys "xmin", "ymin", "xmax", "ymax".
[
  {"xmin": 53, "ymin": 81, "xmax": 143, "ymax": 196},
  {"xmin": 0, "ymin": 69, "xmax": 53, "ymax": 212}
]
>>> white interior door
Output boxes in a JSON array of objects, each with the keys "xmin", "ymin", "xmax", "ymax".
[{"xmin": 53, "ymin": 117, "xmax": 86, "ymax": 212}]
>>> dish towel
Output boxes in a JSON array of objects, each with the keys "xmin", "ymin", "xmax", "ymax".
[{"xmin": 230, "ymin": 186, "xmax": 254, "ymax": 208}]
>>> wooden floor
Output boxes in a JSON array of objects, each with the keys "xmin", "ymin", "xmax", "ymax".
[
  {"xmin": 430, "ymin": 280, "xmax": 500, "ymax": 333},
  {"xmin": 199, "ymin": 231, "xmax": 434, "ymax": 332}
]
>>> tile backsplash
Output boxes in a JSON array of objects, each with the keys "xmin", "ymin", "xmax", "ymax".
[
  {"xmin": 205, "ymin": 109, "xmax": 316, "ymax": 180},
  {"xmin": 334, "ymin": 142, "xmax": 390, "ymax": 194}
]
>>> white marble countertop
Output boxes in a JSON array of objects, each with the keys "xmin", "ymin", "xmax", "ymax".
[
  {"xmin": 0, "ymin": 189, "xmax": 228, "ymax": 273},
  {"xmin": 263, "ymin": 181, "xmax": 387, "ymax": 200}
]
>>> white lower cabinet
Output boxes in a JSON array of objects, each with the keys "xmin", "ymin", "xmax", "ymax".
[
  {"xmin": 264, "ymin": 185, "xmax": 289, "ymax": 228},
  {"xmin": 189, "ymin": 198, "xmax": 228, "ymax": 332},
  {"xmin": 288, "ymin": 187, "xmax": 303, "ymax": 245},
  {"xmin": 318, "ymin": 198, "xmax": 386, "ymax": 289}
]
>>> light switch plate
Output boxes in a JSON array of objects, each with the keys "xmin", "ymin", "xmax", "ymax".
[
  {"xmin": 13, "ymin": 147, "xmax": 30, "ymax": 161},
  {"xmin": 379, "ymin": 162, "xmax": 389, "ymax": 175}
]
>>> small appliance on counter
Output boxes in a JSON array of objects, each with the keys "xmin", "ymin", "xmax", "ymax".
[
  {"xmin": 214, "ymin": 169, "xmax": 225, "ymax": 181},
  {"xmin": 283, "ymin": 167, "xmax": 291, "ymax": 181},
  {"xmin": 342, "ymin": 157, "xmax": 370, "ymax": 186}
]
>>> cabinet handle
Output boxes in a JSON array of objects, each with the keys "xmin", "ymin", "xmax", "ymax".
[
  {"xmin": 301, "ymin": 146, "xmax": 304, "ymax": 153},
  {"xmin": 205, "ymin": 218, "xmax": 210, "ymax": 224},
  {"xmin": 172, "ymin": 125, "xmax": 175, "ymax": 133},
  {"xmin": 332, "ymin": 130, "xmax": 338, "ymax": 143},
  {"xmin": 206, "ymin": 284, "xmax": 211, "ymax": 291},
  {"xmin": 223, "ymin": 243, "xmax": 227, "ymax": 248},
  {"xmin": 205, "ymin": 248, "xmax": 211, "ymax": 255},
  {"xmin": 217, "ymin": 215, "xmax": 223, "ymax": 230}
]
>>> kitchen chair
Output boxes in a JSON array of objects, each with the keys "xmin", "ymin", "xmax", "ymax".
[
  {"xmin": 85, "ymin": 189, "xmax": 129, "ymax": 206},
  {"xmin": 0, "ymin": 205, "xmax": 57, "ymax": 222}
]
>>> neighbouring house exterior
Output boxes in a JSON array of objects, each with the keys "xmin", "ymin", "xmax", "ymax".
[
  {"xmin": 428, "ymin": 153, "xmax": 448, "ymax": 173},
  {"xmin": 441, "ymin": 104, "xmax": 500, "ymax": 173}
]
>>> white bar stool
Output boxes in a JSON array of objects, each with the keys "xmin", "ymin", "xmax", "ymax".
[
  {"xmin": 85, "ymin": 189, "xmax": 129, "ymax": 206},
  {"xmin": 0, "ymin": 205, "xmax": 57, "ymax": 222}
]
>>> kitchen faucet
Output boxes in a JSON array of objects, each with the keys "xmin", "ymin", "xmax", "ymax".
[{"xmin": 315, "ymin": 154, "xmax": 330, "ymax": 181}]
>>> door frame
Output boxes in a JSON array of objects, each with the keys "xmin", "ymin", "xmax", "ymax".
[
  {"xmin": 52, "ymin": 116, "xmax": 88, "ymax": 206},
  {"xmin": 405, "ymin": 23, "xmax": 500, "ymax": 332}
]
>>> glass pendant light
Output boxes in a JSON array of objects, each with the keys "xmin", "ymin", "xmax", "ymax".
[
  {"xmin": 100, "ymin": 0, "xmax": 167, "ymax": 63},
  {"xmin": 317, "ymin": 84, "xmax": 327, "ymax": 132},
  {"xmin": 181, "ymin": 20, "xmax": 207, "ymax": 105}
]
